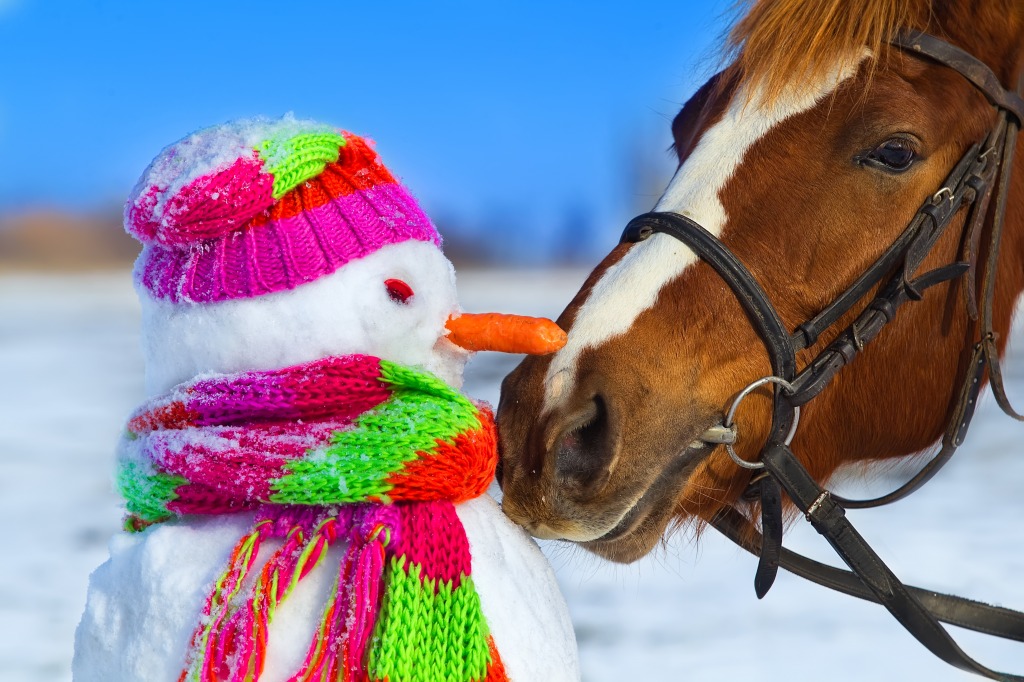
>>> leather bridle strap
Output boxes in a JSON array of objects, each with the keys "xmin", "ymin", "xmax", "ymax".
[
  {"xmin": 785, "ymin": 140, "xmax": 987, "ymax": 408},
  {"xmin": 760, "ymin": 442, "xmax": 1024, "ymax": 680},
  {"xmin": 788, "ymin": 133, "xmax": 990, "ymax": 354},
  {"xmin": 620, "ymin": 128, "xmax": 995, "ymax": 598},
  {"xmin": 894, "ymin": 30, "xmax": 1024, "ymax": 426},
  {"xmin": 621, "ymin": 214, "xmax": 798, "ymax": 597},
  {"xmin": 829, "ymin": 112, "xmax": 1013, "ymax": 511},
  {"xmin": 711, "ymin": 506, "xmax": 1024, "ymax": 642},
  {"xmin": 981, "ymin": 100, "xmax": 1024, "ymax": 422},
  {"xmin": 619, "ymin": 29, "xmax": 1024, "ymax": 681},
  {"xmin": 751, "ymin": 38, "xmax": 1023, "ymax": 680},
  {"xmin": 620, "ymin": 214, "xmax": 797, "ymax": 436},
  {"xmin": 893, "ymin": 30, "xmax": 1024, "ymax": 125}
]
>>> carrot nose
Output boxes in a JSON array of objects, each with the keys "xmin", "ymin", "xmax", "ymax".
[{"xmin": 445, "ymin": 313, "xmax": 567, "ymax": 355}]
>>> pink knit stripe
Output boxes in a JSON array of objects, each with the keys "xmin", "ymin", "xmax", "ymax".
[
  {"xmin": 346, "ymin": 538, "xmax": 384, "ymax": 678},
  {"xmin": 358, "ymin": 182, "xmax": 442, "ymax": 247},
  {"xmin": 390, "ymin": 501, "xmax": 470, "ymax": 590},
  {"xmin": 153, "ymin": 433, "xmax": 286, "ymax": 501},
  {"xmin": 261, "ymin": 506, "xmax": 355, "ymax": 537},
  {"xmin": 186, "ymin": 355, "xmax": 390, "ymax": 426},
  {"xmin": 166, "ymin": 488, "xmax": 257, "ymax": 516},
  {"xmin": 251, "ymin": 182, "xmax": 440, "ymax": 267},
  {"xmin": 128, "ymin": 153, "xmax": 274, "ymax": 247},
  {"xmin": 127, "ymin": 357, "xmax": 386, "ymax": 435},
  {"xmin": 127, "ymin": 185, "xmax": 163, "ymax": 242},
  {"xmin": 151, "ymin": 421, "xmax": 348, "ymax": 511},
  {"xmin": 136, "ymin": 182, "xmax": 439, "ymax": 303}
]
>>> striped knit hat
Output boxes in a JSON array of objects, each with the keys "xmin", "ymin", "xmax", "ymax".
[{"xmin": 126, "ymin": 115, "xmax": 440, "ymax": 303}]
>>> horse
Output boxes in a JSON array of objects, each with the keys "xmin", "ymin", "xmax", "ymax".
[{"xmin": 497, "ymin": 0, "xmax": 1024, "ymax": 676}]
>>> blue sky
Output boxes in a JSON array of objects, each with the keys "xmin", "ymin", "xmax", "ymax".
[{"xmin": 0, "ymin": 0, "xmax": 731, "ymax": 259}]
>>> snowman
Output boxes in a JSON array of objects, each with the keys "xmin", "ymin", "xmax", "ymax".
[{"xmin": 73, "ymin": 116, "xmax": 580, "ymax": 682}]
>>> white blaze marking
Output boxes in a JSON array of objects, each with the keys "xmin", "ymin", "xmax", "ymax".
[{"xmin": 543, "ymin": 56, "xmax": 867, "ymax": 412}]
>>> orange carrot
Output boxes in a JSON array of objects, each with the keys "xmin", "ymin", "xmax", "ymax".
[{"xmin": 445, "ymin": 313, "xmax": 567, "ymax": 355}]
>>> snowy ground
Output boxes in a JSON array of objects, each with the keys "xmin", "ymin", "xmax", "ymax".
[{"xmin": 2, "ymin": 270, "xmax": 1023, "ymax": 681}]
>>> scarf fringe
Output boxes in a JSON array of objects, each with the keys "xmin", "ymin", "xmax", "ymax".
[
  {"xmin": 288, "ymin": 510, "xmax": 391, "ymax": 682},
  {"xmin": 180, "ymin": 510, "xmax": 353, "ymax": 682},
  {"xmin": 176, "ymin": 504, "xmax": 508, "ymax": 681},
  {"xmin": 123, "ymin": 358, "xmax": 507, "ymax": 681}
]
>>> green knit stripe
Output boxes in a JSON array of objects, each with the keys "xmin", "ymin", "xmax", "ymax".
[
  {"xmin": 369, "ymin": 557, "xmax": 491, "ymax": 682},
  {"xmin": 117, "ymin": 461, "xmax": 186, "ymax": 525},
  {"xmin": 257, "ymin": 130, "xmax": 346, "ymax": 199},
  {"xmin": 377, "ymin": 360, "xmax": 478, "ymax": 414},
  {"xmin": 270, "ymin": 365, "xmax": 481, "ymax": 505}
]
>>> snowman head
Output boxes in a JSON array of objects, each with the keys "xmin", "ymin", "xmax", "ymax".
[{"xmin": 126, "ymin": 116, "xmax": 468, "ymax": 394}]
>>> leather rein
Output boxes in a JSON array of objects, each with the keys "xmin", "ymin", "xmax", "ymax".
[{"xmin": 620, "ymin": 30, "xmax": 1024, "ymax": 680}]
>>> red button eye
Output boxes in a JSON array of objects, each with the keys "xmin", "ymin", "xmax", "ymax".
[{"xmin": 385, "ymin": 278, "xmax": 414, "ymax": 304}]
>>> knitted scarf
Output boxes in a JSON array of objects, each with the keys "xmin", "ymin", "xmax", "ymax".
[{"xmin": 117, "ymin": 355, "xmax": 508, "ymax": 682}]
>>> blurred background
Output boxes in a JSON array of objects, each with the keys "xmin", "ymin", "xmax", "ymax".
[
  {"xmin": 0, "ymin": 0, "xmax": 732, "ymax": 270},
  {"xmin": 3, "ymin": 1, "xmax": 1024, "ymax": 681}
]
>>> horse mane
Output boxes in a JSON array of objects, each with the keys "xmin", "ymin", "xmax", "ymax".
[{"xmin": 726, "ymin": 0, "xmax": 936, "ymax": 104}]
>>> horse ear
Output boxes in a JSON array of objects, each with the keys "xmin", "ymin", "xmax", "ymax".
[{"xmin": 671, "ymin": 70, "xmax": 729, "ymax": 160}]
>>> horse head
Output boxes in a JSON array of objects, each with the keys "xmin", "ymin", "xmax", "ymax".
[{"xmin": 498, "ymin": 0, "xmax": 1024, "ymax": 563}]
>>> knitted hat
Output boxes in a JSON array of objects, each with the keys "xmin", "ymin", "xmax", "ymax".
[{"xmin": 126, "ymin": 115, "xmax": 441, "ymax": 303}]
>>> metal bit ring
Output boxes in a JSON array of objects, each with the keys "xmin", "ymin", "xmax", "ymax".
[{"xmin": 722, "ymin": 376, "xmax": 801, "ymax": 470}]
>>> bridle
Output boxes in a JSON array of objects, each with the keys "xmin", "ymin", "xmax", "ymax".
[{"xmin": 621, "ymin": 30, "xmax": 1024, "ymax": 680}]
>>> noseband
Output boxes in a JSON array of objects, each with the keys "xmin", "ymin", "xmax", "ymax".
[{"xmin": 621, "ymin": 30, "xmax": 1024, "ymax": 680}]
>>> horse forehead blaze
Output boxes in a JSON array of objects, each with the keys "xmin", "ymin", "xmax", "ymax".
[{"xmin": 541, "ymin": 54, "xmax": 867, "ymax": 415}]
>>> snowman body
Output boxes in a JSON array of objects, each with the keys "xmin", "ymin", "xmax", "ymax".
[
  {"xmin": 74, "ymin": 495, "xmax": 578, "ymax": 682},
  {"xmin": 72, "ymin": 117, "xmax": 580, "ymax": 681}
]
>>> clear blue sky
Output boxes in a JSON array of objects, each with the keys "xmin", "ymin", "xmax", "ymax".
[{"xmin": 0, "ymin": 0, "xmax": 731, "ymax": 260}]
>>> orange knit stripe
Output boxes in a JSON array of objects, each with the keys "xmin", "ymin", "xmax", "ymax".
[
  {"xmin": 251, "ymin": 135, "xmax": 399, "ymax": 225},
  {"xmin": 483, "ymin": 636, "xmax": 510, "ymax": 682},
  {"xmin": 384, "ymin": 408, "xmax": 498, "ymax": 504},
  {"xmin": 128, "ymin": 400, "xmax": 199, "ymax": 433}
]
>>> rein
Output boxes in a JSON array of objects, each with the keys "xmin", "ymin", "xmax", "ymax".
[{"xmin": 621, "ymin": 30, "xmax": 1024, "ymax": 680}]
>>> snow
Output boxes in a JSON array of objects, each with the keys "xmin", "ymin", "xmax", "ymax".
[
  {"xmin": 72, "ymin": 501, "xmax": 575, "ymax": 681},
  {"xmin": 78, "ymin": 231, "xmax": 577, "ymax": 682},
  {"xmin": 139, "ymin": 240, "xmax": 467, "ymax": 395},
  {"xmin": 73, "ymin": 495, "xmax": 578, "ymax": 681},
  {"xmin": 458, "ymin": 495, "xmax": 579, "ymax": 681},
  {"xmin": 129, "ymin": 114, "xmax": 336, "ymax": 233},
  {"xmin": 2, "ymin": 270, "xmax": 1024, "ymax": 681},
  {"xmin": 73, "ymin": 215, "xmax": 576, "ymax": 679},
  {"xmin": 76, "ymin": 514, "xmax": 282, "ymax": 681}
]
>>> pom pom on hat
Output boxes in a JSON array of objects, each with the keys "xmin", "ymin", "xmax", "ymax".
[{"xmin": 125, "ymin": 114, "xmax": 441, "ymax": 304}]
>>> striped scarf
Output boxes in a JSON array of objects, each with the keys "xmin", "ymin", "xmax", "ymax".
[{"xmin": 118, "ymin": 355, "xmax": 508, "ymax": 682}]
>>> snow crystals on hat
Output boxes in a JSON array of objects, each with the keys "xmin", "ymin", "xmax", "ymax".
[{"xmin": 125, "ymin": 114, "xmax": 441, "ymax": 303}]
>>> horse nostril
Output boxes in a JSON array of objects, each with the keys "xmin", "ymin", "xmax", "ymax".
[{"xmin": 553, "ymin": 395, "xmax": 616, "ymax": 495}]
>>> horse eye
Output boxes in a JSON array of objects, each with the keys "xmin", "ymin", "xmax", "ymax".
[
  {"xmin": 863, "ymin": 138, "xmax": 917, "ymax": 172},
  {"xmin": 384, "ymin": 279, "xmax": 414, "ymax": 304}
]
